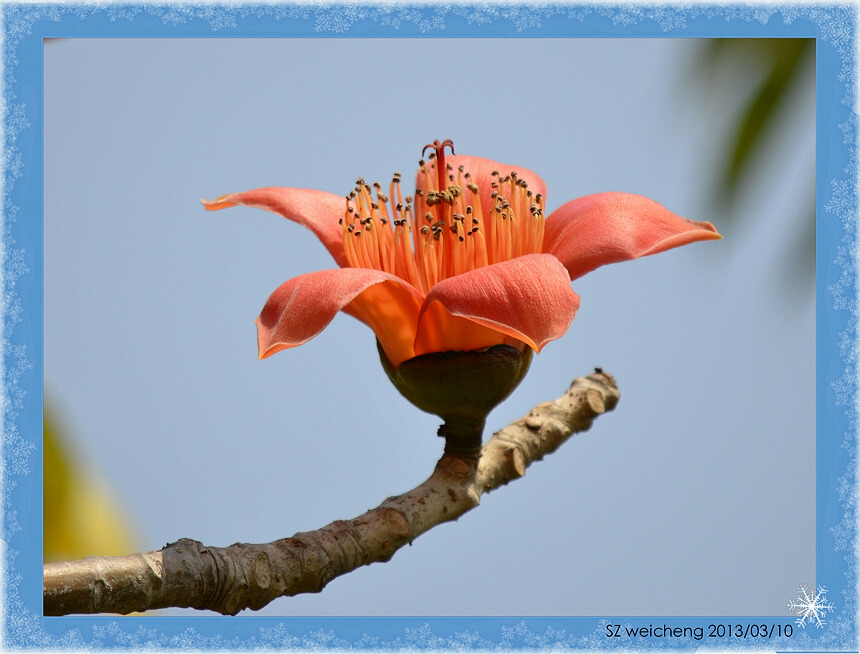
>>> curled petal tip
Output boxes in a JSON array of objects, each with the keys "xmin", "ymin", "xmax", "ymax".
[
  {"xmin": 255, "ymin": 321, "xmax": 291, "ymax": 360},
  {"xmin": 636, "ymin": 214, "xmax": 724, "ymax": 258},
  {"xmin": 257, "ymin": 346, "xmax": 280, "ymax": 360},
  {"xmin": 688, "ymin": 217, "xmax": 722, "ymax": 237},
  {"xmin": 201, "ymin": 194, "xmax": 237, "ymax": 211},
  {"xmin": 680, "ymin": 217, "xmax": 723, "ymax": 242}
]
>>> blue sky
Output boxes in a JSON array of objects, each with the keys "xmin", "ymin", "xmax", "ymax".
[{"xmin": 43, "ymin": 36, "xmax": 815, "ymax": 616}]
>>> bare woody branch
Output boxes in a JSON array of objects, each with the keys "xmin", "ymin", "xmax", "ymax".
[{"xmin": 43, "ymin": 370, "xmax": 619, "ymax": 616}]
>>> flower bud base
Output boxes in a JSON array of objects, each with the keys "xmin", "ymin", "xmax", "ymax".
[{"xmin": 378, "ymin": 342, "xmax": 533, "ymax": 455}]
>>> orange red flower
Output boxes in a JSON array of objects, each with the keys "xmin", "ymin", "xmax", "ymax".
[{"xmin": 203, "ymin": 141, "xmax": 720, "ymax": 371}]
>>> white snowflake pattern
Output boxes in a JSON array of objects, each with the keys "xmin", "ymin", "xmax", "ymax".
[{"xmin": 787, "ymin": 584, "xmax": 836, "ymax": 629}]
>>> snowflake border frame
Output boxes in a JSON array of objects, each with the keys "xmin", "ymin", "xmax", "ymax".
[
  {"xmin": 789, "ymin": 584, "xmax": 837, "ymax": 630},
  {"xmin": 3, "ymin": 3, "xmax": 857, "ymax": 652}
]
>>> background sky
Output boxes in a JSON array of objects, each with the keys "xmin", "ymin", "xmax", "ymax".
[{"xmin": 43, "ymin": 37, "xmax": 815, "ymax": 617}]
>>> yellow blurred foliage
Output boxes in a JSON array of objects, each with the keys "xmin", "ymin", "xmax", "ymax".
[{"xmin": 43, "ymin": 409, "xmax": 138, "ymax": 563}]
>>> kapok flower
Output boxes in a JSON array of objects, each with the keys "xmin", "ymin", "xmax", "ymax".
[{"xmin": 203, "ymin": 140, "xmax": 720, "ymax": 451}]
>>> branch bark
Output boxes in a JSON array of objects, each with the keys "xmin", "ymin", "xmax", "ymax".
[{"xmin": 43, "ymin": 370, "xmax": 619, "ymax": 616}]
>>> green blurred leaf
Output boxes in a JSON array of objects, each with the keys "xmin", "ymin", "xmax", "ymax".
[
  {"xmin": 695, "ymin": 38, "xmax": 815, "ymax": 288},
  {"xmin": 721, "ymin": 39, "xmax": 813, "ymax": 197}
]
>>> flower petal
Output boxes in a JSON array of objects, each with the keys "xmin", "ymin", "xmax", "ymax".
[
  {"xmin": 543, "ymin": 192, "xmax": 722, "ymax": 280},
  {"xmin": 343, "ymin": 281, "xmax": 425, "ymax": 368},
  {"xmin": 202, "ymin": 187, "xmax": 349, "ymax": 267},
  {"xmin": 256, "ymin": 268, "xmax": 424, "ymax": 367},
  {"xmin": 413, "ymin": 307, "xmax": 521, "ymax": 356},
  {"xmin": 415, "ymin": 254, "xmax": 580, "ymax": 355}
]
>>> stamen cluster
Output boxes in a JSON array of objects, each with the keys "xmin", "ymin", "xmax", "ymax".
[{"xmin": 341, "ymin": 152, "xmax": 545, "ymax": 294}]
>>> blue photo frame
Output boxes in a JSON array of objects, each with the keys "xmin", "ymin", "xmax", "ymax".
[{"xmin": 5, "ymin": 3, "xmax": 857, "ymax": 651}]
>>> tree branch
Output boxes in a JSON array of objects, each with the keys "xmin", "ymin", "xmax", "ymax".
[{"xmin": 43, "ymin": 370, "xmax": 619, "ymax": 616}]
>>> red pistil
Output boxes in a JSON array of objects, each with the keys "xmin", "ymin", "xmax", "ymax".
[{"xmin": 422, "ymin": 139, "xmax": 455, "ymax": 192}]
